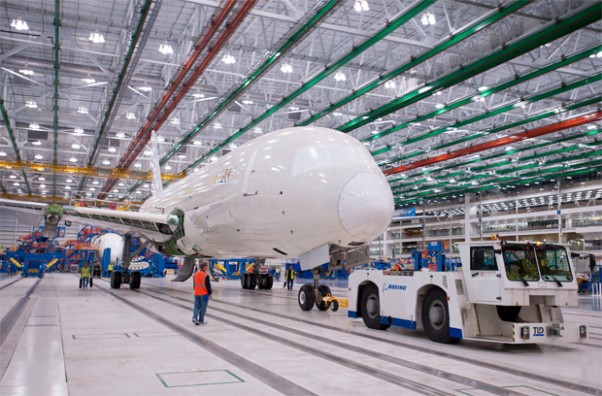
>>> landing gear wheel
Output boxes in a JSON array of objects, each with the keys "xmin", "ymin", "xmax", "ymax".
[
  {"xmin": 360, "ymin": 284, "xmax": 389, "ymax": 330},
  {"xmin": 316, "ymin": 285, "xmax": 332, "ymax": 311},
  {"xmin": 422, "ymin": 288, "xmax": 459, "ymax": 344},
  {"xmin": 265, "ymin": 275, "xmax": 273, "ymax": 290},
  {"xmin": 298, "ymin": 284, "xmax": 315, "ymax": 311},
  {"xmin": 330, "ymin": 299, "xmax": 339, "ymax": 312},
  {"xmin": 496, "ymin": 306, "xmax": 521, "ymax": 322},
  {"xmin": 110, "ymin": 271, "xmax": 122, "ymax": 289},
  {"xmin": 130, "ymin": 271, "xmax": 141, "ymax": 289}
]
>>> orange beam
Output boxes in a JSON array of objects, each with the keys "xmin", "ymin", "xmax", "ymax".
[{"xmin": 383, "ymin": 111, "xmax": 602, "ymax": 176}]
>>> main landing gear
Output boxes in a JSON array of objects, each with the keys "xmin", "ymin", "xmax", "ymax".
[
  {"xmin": 240, "ymin": 258, "xmax": 273, "ymax": 290},
  {"xmin": 297, "ymin": 273, "xmax": 342, "ymax": 312}
]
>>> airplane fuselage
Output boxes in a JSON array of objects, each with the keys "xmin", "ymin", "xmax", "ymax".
[{"xmin": 142, "ymin": 127, "xmax": 394, "ymax": 260}]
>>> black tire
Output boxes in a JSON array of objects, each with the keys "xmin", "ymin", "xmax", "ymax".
[
  {"xmin": 422, "ymin": 288, "xmax": 459, "ymax": 343},
  {"xmin": 360, "ymin": 284, "xmax": 390, "ymax": 330},
  {"xmin": 496, "ymin": 306, "xmax": 521, "ymax": 322},
  {"xmin": 241, "ymin": 273, "xmax": 248, "ymax": 289},
  {"xmin": 265, "ymin": 275, "xmax": 273, "ymax": 290},
  {"xmin": 249, "ymin": 274, "xmax": 256, "ymax": 290},
  {"xmin": 330, "ymin": 299, "xmax": 339, "ymax": 312},
  {"xmin": 316, "ymin": 285, "xmax": 331, "ymax": 311},
  {"xmin": 298, "ymin": 284, "xmax": 315, "ymax": 311},
  {"xmin": 130, "ymin": 271, "xmax": 141, "ymax": 289},
  {"xmin": 110, "ymin": 271, "xmax": 122, "ymax": 289}
]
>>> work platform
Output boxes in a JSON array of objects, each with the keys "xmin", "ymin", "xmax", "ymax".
[{"xmin": 0, "ymin": 273, "xmax": 600, "ymax": 396}]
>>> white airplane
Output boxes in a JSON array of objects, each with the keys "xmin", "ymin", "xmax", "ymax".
[{"xmin": 1, "ymin": 126, "xmax": 394, "ymax": 310}]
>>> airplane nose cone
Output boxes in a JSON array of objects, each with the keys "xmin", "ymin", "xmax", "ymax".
[{"xmin": 338, "ymin": 172, "xmax": 394, "ymax": 241}]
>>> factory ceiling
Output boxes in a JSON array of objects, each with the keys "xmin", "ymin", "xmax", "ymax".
[{"xmin": 1, "ymin": 0, "xmax": 600, "ymax": 209}]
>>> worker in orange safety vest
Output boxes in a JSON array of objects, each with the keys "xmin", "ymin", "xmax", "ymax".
[{"xmin": 192, "ymin": 261, "xmax": 212, "ymax": 325}]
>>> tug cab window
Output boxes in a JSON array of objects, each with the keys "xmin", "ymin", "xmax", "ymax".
[
  {"xmin": 470, "ymin": 246, "xmax": 497, "ymax": 271},
  {"xmin": 536, "ymin": 244, "xmax": 573, "ymax": 282},
  {"xmin": 502, "ymin": 244, "xmax": 540, "ymax": 282}
]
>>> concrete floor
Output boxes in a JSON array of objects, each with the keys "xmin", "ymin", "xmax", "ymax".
[{"xmin": 0, "ymin": 273, "xmax": 600, "ymax": 396}]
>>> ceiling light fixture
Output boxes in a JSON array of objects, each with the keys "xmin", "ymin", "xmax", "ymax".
[
  {"xmin": 242, "ymin": 99, "xmax": 254, "ymax": 105},
  {"xmin": 88, "ymin": 31, "xmax": 105, "ymax": 44},
  {"xmin": 116, "ymin": 131, "xmax": 125, "ymax": 138},
  {"xmin": 19, "ymin": 69, "xmax": 34, "ymax": 76},
  {"xmin": 170, "ymin": 117, "xmax": 180, "ymax": 125},
  {"xmin": 71, "ymin": 143, "xmax": 80, "ymax": 149},
  {"xmin": 221, "ymin": 54, "xmax": 236, "ymax": 64},
  {"xmin": 164, "ymin": 165, "xmax": 172, "ymax": 170},
  {"xmin": 77, "ymin": 106, "xmax": 88, "ymax": 114},
  {"xmin": 108, "ymin": 147, "xmax": 116, "ymax": 153},
  {"xmin": 34, "ymin": 154, "xmax": 43, "ymax": 160},
  {"xmin": 158, "ymin": 43, "xmax": 173, "ymax": 55},
  {"xmin": 74, "ymin": 127, "xmax": 84, "ymax": 134},
  {"xmin": 31, "ymin": 140, "xmax": 42, "ymax": 146},
  {"xmin": 353, "ymin": 0, "xmax": 369, "ymax": 12},
  {"xmin": 82, "ymin": 78, "xmax": 96, "ymax": 84},
  {"xmin": 213, "ymin": 122, "xmax": 222, "ymax": 129},
  {"xmin": 25, "ymin": 100, "xmax": 37, "ymax": 109},
  {"xmin": 138, "ymin": 86, "xmax": 152, "ymax": 92},
  {"xmin": 102, "ymin": 160, "xmax": 110, "ymax": 165},
  {"xmin": 125, "ymin": 112, "xmax": 136, "ymax": 120},
  {"xmin": 10, "ymin": 18, "xmax": 29, "ymax": 31},
  {"xmin": 69, "ymin": 157, "xmax": 77, "ymax": 163},
  {"xmin": 29, "ymin": 122, "xmax": 40, "ymax": 130},
  {"xmin": 280, "ymin": 64, "xmax": 293, "ymax": 73},
  {"xmin": 192, "ymin": 93, "xmax": 205, "ymax": 98},
  {"xmin": 0, "ymin": 151, "xmax": 7, "ymax": 157},
  {"xmin": 421, "ymin": 12, "xmax": 436, "ymax": 26},
  {"xmin": 384, "ymin": 81, "xmax": 396, "ymax": 89},
  {"xmin": 334, "ymin": 71, "xmax": 346, "ymax": 81}
]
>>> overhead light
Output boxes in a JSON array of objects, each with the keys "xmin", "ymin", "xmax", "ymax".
[
  {"xmin": 421, "ymin": 12, "xmax": 436, "ymax": 26},
  {"xmin": 242, "ymin": 99, "xmax": 254, "ymax": 105},
  {"xmin": 384, "ymin": 81, "xmax": 396, "ymax": 89},
  {"xmin": 102, "ymin": 160, "xmax": 110, "ymax": 165},
  {"xmin": 221, "ymin": 54, "xmax": 236, "ymax": 64},
  {"xmin": 29, "ymin": 122, "xmax": 40, "ymax": 130},
  {"xmin": 192, "ymin": 93, "xmax": 205, "ymax": 98},
  {"xmin": 133, "ymin": 163, "xmax": 141, "ymax": 168},
  {"xmin": 138, "ymin": 86, "xmax": 152, "ymax": 92},
  {"xmin": 113, "ymin": 189, "xmax": 119, "ymax": 193},
  {"xmin": 38, "ymin": 177, "xmax": 45, "ymax": 181},
  {"xmin": 288, "ymin": 106, "xmax": 299, "ymax": 111},
  {"xmin": 10, "ymin": 18, "xmax": 29, "ymax": 31},
  {"xmin": 13, "ymin": 182, "xmax": 20, "ymax": 187},
  {"xmin": 177, "ymin": 154, "xmax": 186, "ymax": 159},
  {"xmin": 144, "ymin": 150, "xmax": 152, "ymax": 156},
  {"xmin": 125, "ymin": 112, "xmax": 136, "ymax": 120},
  {"xmin": 71, "ymin": 143, "xmax": 80, "ymax": 149},
  {"xmin": 334, "ymin": 71, "xmax": 346, "ymax": 82},
  {"xmin": 89, "ymin": 188, "xmax": 95, "ymax": 192},
  {"xmin": 118, "ymin": 182, "xmax": 124, "ymax": 187},
  {"xmin": 478, "ymin": 86, "xmax": 489, "ymax": 92},
  {"xmin": 514, "ymin": 101, "xmax": 527, "ymax": 108},
  {"xmin": 170, "ymin": 117, "xmax": 180, "ymax": 125},
  {"xmin": 472, "ymin": 96, "xmax": 485, "ymax": 102},
  {"xmin": 86, "ymin": 192, "xmax": 92, "ymax": 197},
  {"xmin": 88, "ymin": 31, "xmax": 105, "ymax": 44},
  {"xmin": 587, "ymin": 125, "xmax": 596, "ymax": 130},
  {"xmin": 31, "ymin": 140, "xmax": 42, "ymax": 146},
  {"xmin": 253, "ymin": 127, "xmax": 263, "ymax": 135},
  {"xmin": 229, "ymin": 143, "xmax": 237, "ymax": 150},
  {"xmin": 164, "ymin": 164, "xmax": 172, "ymax": 170},
  {"xmin": 116, "ymin": 131, "xmax": 125, "ymax": 138},
  {"xmin": 74, "ymin": 127, "xmax": 84, "ymax": 134},
  {"xmin": 66, "ymin": 179, "xmax": 72, "ymax": 183},
  {"xmin": 354, "ymin": 0, "xmax": 369, "ymax": 12},
  {"xmin": 19, "ymin": 69, "xmax": 34, "ymax": 76},
  {"xmin": 25, "ymin": 100, "xmax": 37, "ymax": 109},
  {"xmin": 156, "ymin": 135, "xmax": 165, "ymax": 142},
  {"xmin": 435, "ymin": 103, "xmax": 444, "ymax": 109},
  {"xmin": 40, "ymin": 184, "xmax": 46, "ymax": 189},
  {"xmin": 9, "ymin": 175, "xmax": 17, "ymax": 179},
  {"xmin": 213, "ymin": 122, "xmax": 222, "ymax": 129},
  {"xmin": 143, "ymin": 183, "xmax": 150, "ymax": 188},
  {"xmin": 210, "ymin": 155, "xmax": 218, "ymax": 162},
  {"xmin": 193, "ymin": 140, "xmax": 202, "ymax": 146},
  {"xmin": 65, "ymin": 186, "xmax": 71, "ymax": 190},
  {"xmin": 69, "ymin": 157, "xmax": 77, "ymax": 162},
  {"xmin": 158, "ymin": 43, "xmax": 173, "ymax": 55},
  {"xmin": 34, "ymin": 154, "xmax": 43, "ymax": 160},
  {"xmin": 332, "ymin": 112, "xmax": 343, "ymax": 116},
  {"xmin": 92, "ymin": 180, "xmax": 99, "ymax": 185},
  {"xmin": 77, "ymin": 107, "xmax": 88, "ymax": 114},
  {"xmin": 82, "ymin": 78, "xmax": 96, "ymax": 84},
  {"xmin": 0, "ymin": 151, "xmax": 7, "ymax": 157},
  {"xmin": 108, "ymin": 147, "xmax": 116, "ymax": 153},
  {"xmin": 280, "ymin": 63, "xmax": 293, "ymax": 73}
]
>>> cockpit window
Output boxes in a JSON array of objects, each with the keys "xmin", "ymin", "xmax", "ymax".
[
  {"xmin": 536, "ymin": 245, "xmax": 573, "ymax": 282},
  {"xmin": 502, "ymin": 244, "xmax": 540, "ymax": 282}
]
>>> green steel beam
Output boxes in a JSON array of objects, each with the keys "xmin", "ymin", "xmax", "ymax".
[
  {"xmin": 370, "ymin": 45, "xmax": 601, "ymax": 154},
  {"xmin": 390, "ymin": 128, "xmax": 601, "ymax": 191},
  {"xmin": 87, "ymin": 0, "xmax": 153, "ymax": 166},
  {"xmin": 52, "ymin": 0, "xmax": 60, "ymax": 199},
  {"xmin": 161, "ymin": 0, "xmax": 341, "ymax": 166},
  {"xmin": 1, "ymin": 96, "xmax": 32, "ymax": 195},
  {"xmin": 297, "ymin": 0, "xmax": 527, "ymax": 126},
  {"xmin": 337, "ymin": 3, "xmax": 601, "ymax": 133},
  {"xmin": 182, "ymin": 0, "xmax": 436, "ymax": 174},
  {"xmin": 379, "ymin": 78, "xmax": 601, "ymax": 167}
]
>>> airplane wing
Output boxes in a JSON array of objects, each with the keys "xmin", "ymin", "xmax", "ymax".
[{"xmin": 0, "ymin": 198, "xmax": 176, "ymax": 241}]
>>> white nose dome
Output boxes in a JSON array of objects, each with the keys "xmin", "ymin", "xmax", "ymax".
[{"xmin": 338, "ymin": 172, "xmax": 394, "ymax": 241}]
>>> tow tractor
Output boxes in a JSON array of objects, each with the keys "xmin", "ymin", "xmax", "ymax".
[{"xmin": 348, "ymin": 241, "xmax": 588, "ymax": 344}]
